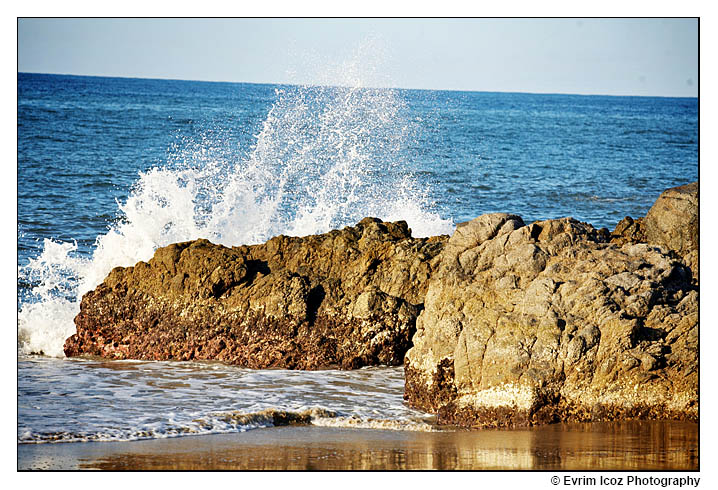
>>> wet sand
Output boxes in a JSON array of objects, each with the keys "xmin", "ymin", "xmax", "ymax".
[{"xmin": 18, "ymin": 420, "xmax": 698, "ymax": 470}]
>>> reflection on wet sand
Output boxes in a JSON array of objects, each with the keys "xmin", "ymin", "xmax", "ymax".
[{"xmin": 17, "ymin": 420, "xmax": 696, "ymax": 470}]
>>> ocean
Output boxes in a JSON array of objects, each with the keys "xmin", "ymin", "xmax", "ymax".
[{"xmin": 17, "ymin": 72, "xmax": 698, "ymax": 468}]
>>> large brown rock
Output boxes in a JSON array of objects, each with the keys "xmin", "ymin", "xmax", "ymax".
[
  {"xmin": 405, "ymin": 212, "xmax": 697, "ymax": 427},
  {"xmin": 644, "ymin": 182, "xmax": 698, "ymax": 257},
  {"xmin": 64, "ymin": 218, "xmax": 447, "ymax": 369},
  {"xmin": 613, "ymin": 182, "xmax": 698, "ymax": 280}
]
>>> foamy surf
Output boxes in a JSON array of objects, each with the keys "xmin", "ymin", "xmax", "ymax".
[
  {"xmin": 311, "ymin": 415, "xmax": 436, "ymax": 432},
  {"xmin": 18, "ymin": 407, "xmax": 334, "ymax": 444},
  {"xmin": 19, "ymin": 407, "xmax": 437, "ymax": 444},
  {"xmin": 18, "ymin": 55, "xmax": 453, "ymax": 358},
  {"xmin": 199, "ymin": 407, "xmax": 436, "ymax": 434},
  {"xmin": 18, "ymin": 359, "xmax": 435, "ymax": 444}
]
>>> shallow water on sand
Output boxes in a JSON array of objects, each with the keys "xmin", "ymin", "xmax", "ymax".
[
  {"xmin": 18, "ymin": 358, "xmax": 433, "ymax": 444},
  {"xmin": 18, "ymin": 422, "xmax": 698, "ymax": 470},
  {"xmin": 19, "ymin": 358, "xmax": 698, "ymax": 471}
]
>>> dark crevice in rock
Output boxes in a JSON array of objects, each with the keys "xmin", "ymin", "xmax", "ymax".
[
  {"xmin": 244, "ymin": 259, "xmax": 270, "ymax": 284},
  {"xmin": 306, "ymin": 284, "xmax": 325, "ymax": 326},
  {"xmin": 530, "ymin": 223, "xmax": 542, "ymax": 241}
]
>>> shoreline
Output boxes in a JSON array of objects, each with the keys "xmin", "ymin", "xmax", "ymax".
[{"xmin": 18, "ymin": 421, "xmax": 698, "ymax": 471}]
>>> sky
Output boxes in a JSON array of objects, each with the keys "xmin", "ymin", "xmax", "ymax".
[{"xmin": 18, "ymin": 18, "xmax": 698, "ymax": 97}]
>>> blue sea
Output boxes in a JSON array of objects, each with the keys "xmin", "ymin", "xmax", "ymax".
[{"xmin": 17, "ymin": 72, "xmax": 698, "ymax": 460}]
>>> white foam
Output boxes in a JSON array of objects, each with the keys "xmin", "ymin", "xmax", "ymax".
[
  {"xmin": 311, "ymin": 415, "xmax": 436, "ymax": 432},
  {"xmin": 18, "ymin": 45, "xmax": 454, "ymax": 357},
  {"xmin": 18, "ymin": 240, "xmax": 86, "ymax": 357}
]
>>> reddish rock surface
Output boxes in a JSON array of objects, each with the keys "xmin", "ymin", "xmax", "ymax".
[{"xmin": 65, "ymin": 218, "xmax": 447, "ymax": 369}]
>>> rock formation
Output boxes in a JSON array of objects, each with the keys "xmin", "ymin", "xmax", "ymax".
[
  {"xmin": 65, "ymin": 180, "xmax": 698, "ymax": 427},
  {"xmin": 64, "ymin": 218, "xmax": 447, "ymax": 369},
  {"xmin": 404, "ymin": 182, "xmax": 698, "ymax": 427},
  {"xmin": 613, "ymin": 182, "xmax": 698, "ymax": 282}
]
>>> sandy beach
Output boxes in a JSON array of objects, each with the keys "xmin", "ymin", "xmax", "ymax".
[{"xmin": 18, "ymin": 421, "xmax": 698, "ymax": 471}]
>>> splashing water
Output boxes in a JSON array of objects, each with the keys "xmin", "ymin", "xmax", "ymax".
[{"xmin": 18, "ymin": 63, "xmax": 454, "ymax": 357}]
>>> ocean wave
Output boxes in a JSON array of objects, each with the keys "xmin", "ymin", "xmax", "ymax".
[
  {"xmin": 19, "ymin": 406, "xmax": 436, "ymax": 444},
  {"xmin": 18, "ymin": 52, "xmax": 453, "ymax": 358}
]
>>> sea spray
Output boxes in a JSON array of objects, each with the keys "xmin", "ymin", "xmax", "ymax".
[
  {"xmin": 18, "ymin": 63, "xmax": 454, "ymax": 357},
  {"xmin": 17, "ymin": 240, "xmax": 86, "ymax": 357}
]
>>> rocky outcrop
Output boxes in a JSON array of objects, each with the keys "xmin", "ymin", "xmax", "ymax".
[
  {"xmin": 64, "ymin": 218, "xmax": 447, "ymax": 369},
  {"xmin": 404, "ymin": 183, "xmax": 698, "ymax": 428},
  {"xmin": 611, "ymin": 216, "xmax": 646, "ymax": 246},
  {"xmin": 65, "ymin": 180, "xmax": 698, "ymax": 428},
  {"xmin": 613, "ymin": 182, "xmax": 698, "ymax": 281},
  {"xmin": 644, "ymin": 182, "xmax": 698, "ymax": 257}
]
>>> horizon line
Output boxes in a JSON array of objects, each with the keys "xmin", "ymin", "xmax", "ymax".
[{"xmin": 17, "ymin": 70, "xmax": 699, "ymax": 99}]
